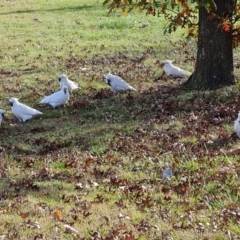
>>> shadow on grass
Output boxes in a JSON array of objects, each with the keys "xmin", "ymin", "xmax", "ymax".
[
  {"xmin": 0, "ymin": 5, "xmax": 96, "ymax": 15},
  {"xmin": 1, "ymin": 84, "xmax": 237, "ymax": 157},
  {"xmin": 0, "ymin": 84, "xmax": 238, "ymax": 205},
  {"xmin": 0, "ymin": 176, "xmax": 76, "ymax": 201}
]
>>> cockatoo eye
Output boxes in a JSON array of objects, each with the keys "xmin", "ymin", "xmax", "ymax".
[{"xmin": 107, "ymin": 79, "xmax": 111, "ymax": 86}]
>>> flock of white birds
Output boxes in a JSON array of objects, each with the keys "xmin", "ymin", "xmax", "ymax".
[{"xmin": 1, "ymin": 60, "xmax": 238, "ymax": 136}]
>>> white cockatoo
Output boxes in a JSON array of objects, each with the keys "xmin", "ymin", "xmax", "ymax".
[
  {"xmin": 40, "ymin": 84, "xmax": 70, "ymax": 108},
  {"xmin": 234, "ymin": 112, "xmax": 240, "ymax": 138},
  {"xmin": 59, "ymin": 74, "xmax": 79, "ymax": 91},
  {"xmin": 104, "ymin": 73, "xmax": 137, "ymax": 93},
  {"xmin": 160, "ymin": 60, "xmax": 191, "ymax": 78},
  {"xmin": 9, "ymin": 98, "xmax": 43, "ymax": 122},
  {"xmin": 0, "ymin": 109, "xmax": 4, "ymax": 126}
]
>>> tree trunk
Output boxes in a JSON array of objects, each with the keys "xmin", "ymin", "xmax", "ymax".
[{"xmin": 182, "ymin": 0, "xmax": 235, "ymax": 90}]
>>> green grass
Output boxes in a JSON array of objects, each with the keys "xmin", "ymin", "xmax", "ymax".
[{"xmin": 0, "ymin": 0, "xmax": 240, "ymax": 239}]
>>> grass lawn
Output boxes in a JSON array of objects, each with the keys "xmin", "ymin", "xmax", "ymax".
[{"xmin": 0, "ymin": 0, "xmax": 240, "ymax": 239}]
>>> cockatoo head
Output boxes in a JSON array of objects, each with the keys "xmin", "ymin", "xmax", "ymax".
[
  {"xmin": 0, "ymin": 109, "xmax": 4, "ymax": 117},
  {"xmin": 59, "ymin": 74, "xmax": 67, "ymax": 82},
  {"xmin": 160, "ymin": 60, "xmax": 173, "ymax": 67},
  {"xmin": 9, "ymin": 97, "xmax": 19, "ymax": 107},
  {"xmin": 104, "ymin": 73, "xmax": 113, "ymax": 86},
  {"xmin": 61, "ymin": 84, "xmax": 69, "ymax": 94}
]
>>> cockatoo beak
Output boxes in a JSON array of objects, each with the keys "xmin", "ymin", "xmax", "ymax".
[{"xmin": 160, "ymin": 62, "xmax": 165, "ymax": 67}]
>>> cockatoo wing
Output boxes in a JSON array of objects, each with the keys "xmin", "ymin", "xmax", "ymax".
[
  {"xmin": 14, "ymin": 103, "xmax": 42, "ymax": 116},
  {"xmin": 40, "ymin": 91, "xmax": 61, "ymax": 104},
  {"xmin": 165, "ymin": 65, "xmax": 191, "ymax": 78},
  {"xmin": 111, "ymin": 75, "xmax": 137, "ymax": 92},
  {"xmin": 60, "ymin": 79, "xmax": 79, "ymax": 90},
  {"xmin": 66, "ymin": 79, "xmax": 79, "ymax": 90},
  {"xmin": 173, "ymin": 66, "xmax": 191, "ymax": 77},
  {"xmin": 234, "ymin": 120, "xmax": 238, "ymax": 132}
]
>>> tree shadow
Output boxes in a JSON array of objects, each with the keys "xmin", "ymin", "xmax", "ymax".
[{"xmin": 0, "ymin": 5, "xmax": 95, "ymax": 15}]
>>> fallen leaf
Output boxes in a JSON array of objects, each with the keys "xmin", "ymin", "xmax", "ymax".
[{"xmin": 53, "ymin": 210, "xmax": 62, "ymax": 219}]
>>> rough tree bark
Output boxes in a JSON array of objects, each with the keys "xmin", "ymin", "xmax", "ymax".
[{"xmin": 182, "ymin": 0, "xmax": 235, "ymax": 90}]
